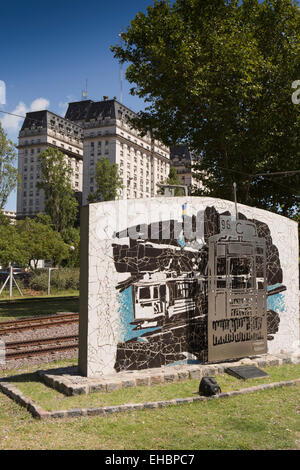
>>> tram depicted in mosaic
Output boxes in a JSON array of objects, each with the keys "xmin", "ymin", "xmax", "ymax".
[
  {"xmin": 131, "ymin": 271, "xmax": 201, "ymax": 330},
  {"xmin": 207, "ymin": 216, "xmax": 268, "ymax": 361}
]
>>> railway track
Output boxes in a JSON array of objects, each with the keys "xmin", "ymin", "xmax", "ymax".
[
  {"xmin": 0, "ymin": 312, "xmax": 79, "ymax": 336},
  {"xmin": 3, "ymin": 334, "xmax": 79, "ymax": 360}
]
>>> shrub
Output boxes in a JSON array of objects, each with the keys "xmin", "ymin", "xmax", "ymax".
[
  {"xmin": 29, "ymin": 268, "xmax": 79, "ymax": 292},
  {"xmin": 28, "ymin": 270, "xmax": 48, "ymax": 291}
]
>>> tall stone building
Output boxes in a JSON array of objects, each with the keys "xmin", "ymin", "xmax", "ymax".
[
  {"xmin": 65, "ymin": 97, "xmax": 170, "ymax": 204},
  {"xmin": 170, "ymin": 145, "xmax": 203, "ymax": 192},
  {"xmin": 16, "ymin": 110, "xmax": 83, "ymax": 218},
  {"xmin": 16, "ymin": 97, "xmax": 170, "ymax": 218}
]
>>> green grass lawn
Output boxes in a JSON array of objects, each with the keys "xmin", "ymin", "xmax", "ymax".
[
  {"xmin": 0, "ymin": 379, "xmax": 299, "ymax": 450},
  {"xmin": 0, "ymin": 295, "xmax": 79, "ymax": 321},
  {"xmin": 0, "ymin": 360, "xmax": 299, "ymax": 450}
]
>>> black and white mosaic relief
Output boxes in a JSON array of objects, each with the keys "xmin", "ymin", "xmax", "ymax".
[{"xmin": 112, "ymin": 206, "xmax": 285, "ymax": 372}]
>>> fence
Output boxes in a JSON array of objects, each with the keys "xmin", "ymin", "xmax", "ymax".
[{"xmin": 0, "ymin": 267, "xmax": 79, "ymax": 299}]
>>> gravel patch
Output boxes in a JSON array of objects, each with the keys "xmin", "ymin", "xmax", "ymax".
[{"xmin": 0, "ymin": 322, "xmax": 78, "ymax": 370}]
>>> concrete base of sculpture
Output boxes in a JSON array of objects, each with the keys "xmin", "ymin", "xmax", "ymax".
[{"xmin": 40, "ymin": 352, "xmax": 300, "ymax": 396}]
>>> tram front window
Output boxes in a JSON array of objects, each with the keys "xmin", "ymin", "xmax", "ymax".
[
  {"xmin": 216, "ymin": 258, "xmax": 226, "ymax": 289},
  {"xmin": 139, "ymin": 287, "xmax": 151, "ymax": 299},
  {"xmin": 229, "ymin": 257, "xmax": 254, "ymax": 290}
]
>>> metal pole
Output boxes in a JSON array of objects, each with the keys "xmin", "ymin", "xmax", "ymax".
[
  {"xmin": 233, "ymin": 182, "xmax": 238, "ymax": 220},
  {"xmin": 0, "ymin": 273, "xmax": 10, "ymax": 295},
  {"xmin": 13, "ymin": 276, "xmax": 23, "ymax": 296},
  {"xmin": 48, "ymin": 268, "xmax": 51, "ymax": 296},
  {"xmin": 9, "ymin": 265, "xmax": 13, "ymax": 298}
]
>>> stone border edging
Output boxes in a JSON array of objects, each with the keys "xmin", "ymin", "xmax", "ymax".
[
  {"xmin": 0, "ymin": 380, "xmax": 50, "ymax": 419},
  {"xmin": 0, "ymin": 377, "xmax": 299, "ymax": 420},
  {"xmin": 37, "ymin": 353, "xmax": 298, "ymax": 397}
]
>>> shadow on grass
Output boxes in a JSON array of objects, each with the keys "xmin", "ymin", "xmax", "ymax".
[
  {"xmin": 0, "ymin": 297, "xmax": 79, "ymax": 320},
  {"xmin": 1, "ymin": 372, "xmax": 41, "ymax": 386}
]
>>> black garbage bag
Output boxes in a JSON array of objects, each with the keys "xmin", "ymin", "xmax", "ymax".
[{"xmin": 199, "ymin": 377, "xmax": 221, "ymax": 397}]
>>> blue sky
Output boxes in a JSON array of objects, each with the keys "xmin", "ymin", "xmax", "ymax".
[{"xmin": 0, "ymin": 0, "xmax": 157, "ymax": 210}]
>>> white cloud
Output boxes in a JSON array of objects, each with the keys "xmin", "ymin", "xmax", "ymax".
[
  {"xmin": 0, "ymin": 101, "xmax": 27, "ymax": 133},
  {"xmin": 30, "ymin": 97, "xmax": 50, "ymax": 112},
  {"xmin": 0, "ymin": 97, "xmax": 50, "ymax": 133}
]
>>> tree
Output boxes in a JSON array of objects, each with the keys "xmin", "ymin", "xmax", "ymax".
[
  {"xmin": 61, "ymin": 226, "xmax": 80, "ymax": 267},
  {"xmin": 37, "ymin": 148, "xmax": 78, "ymax": 233},
  {"xmin": 0, "ymin": 122, "xmax": 18, "ymax": 210},
  {"xmin": 88, "ymin": 158, "xmax": 123, "ymax": 202},
  {"xmin": 0, "ymin": 224, "xmax": 27, "ymax": 267},
  {"xmin": 17, "ymin": 217, "xmax": 69, "ymax": 268},
  {"xmin": 160, "ymin": 167, "xmax": 185, "ymax": 195},
  {"xmin": 0, "ymin": 210, "xmax": 10, "ymax": 226},
  {"xmin": 111, "ymin": 0, "xmax": 300, "ymax": 216}
]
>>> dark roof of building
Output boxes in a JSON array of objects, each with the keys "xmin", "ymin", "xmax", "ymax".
[
  {"xmin": 86, "ymin": 100, "xmax": 117, "ymax": 121},
  {"xmin": 20, "ymin": 109, "xmax": 82, "ymax": 135},
  {"xmin": 170, "ymin": 145, "xmax": 192, "ymax": 161},
  {"xmin": 20, "ymin": 110, "xmax": 48, "ymax": 131},
  {"xmin": 65, "ymin": 98, "xmax": 138, "ymax": 124},
  {"xmin": 64, "ymin": 100, "xmax": 94, "ymax": 122}
]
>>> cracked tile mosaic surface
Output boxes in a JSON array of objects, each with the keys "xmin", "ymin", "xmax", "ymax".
[{"xmin": 81, "ymin": 197, "xmax": 299, "ymax": 377}]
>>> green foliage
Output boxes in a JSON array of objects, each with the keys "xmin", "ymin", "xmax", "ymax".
[
  {"xmin": 88, "ymin": 157, "xmax": 123, "ymax": 202},
  {"xmin": 0, "ymin": 210, "xmax": 76, "ymax": 270},
  {"xmin": 37, "ymin": 148, "xmax": 78, "ymax": 232},
  {"xmin": 163, "ymin": 167, "xmax": 185, "ymax": 195},
  {"xmin": 0, "ymin": 122, "xmax": 18, "ymax": 210},
  {"xmin": 29, "ymin": 268, "xmax": 79, "ymax": 292},
  {"xmin": 61, "ymin": 226, "xmax": 80, "ymax": 267},
  {"xmin": 35, "ymin": 212, "xmax": 54, "ymax": 228},
  {"xmin": 0, "ymin": 210, "xmax": 11, "ymax": 226},
  {"xmin": 0, "ymin": 224, "xmax": 28, "ymax": 266},
  {"xmin": 17, "ymin": 217, "xmax": 69, "ymax": 268},
  {"xmin": 111, "ymin": 0, "xmax": 300, "ymax": 216}
]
